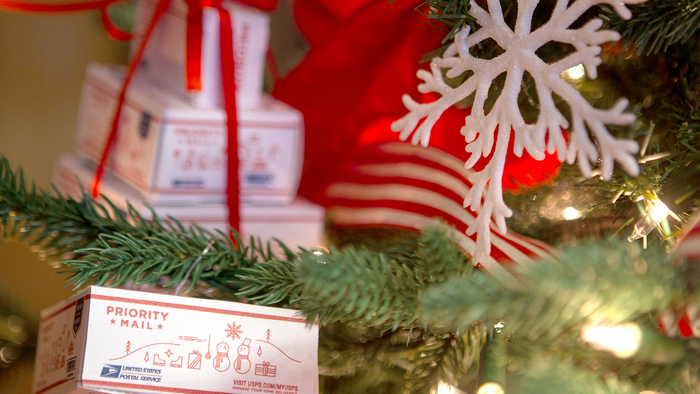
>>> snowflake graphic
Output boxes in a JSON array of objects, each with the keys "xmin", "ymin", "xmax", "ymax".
[
  {"xmin": 392, "ymin": 0, "xmax": 644, "ymax": 263},
  {"xmin": 225, "ymin": 321, "xmax": 242, "ymax": 340}
]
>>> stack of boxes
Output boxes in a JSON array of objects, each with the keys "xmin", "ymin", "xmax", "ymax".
[{"xmin": 53, "ymin": 0, "xmax": 325, "ymax": 250}]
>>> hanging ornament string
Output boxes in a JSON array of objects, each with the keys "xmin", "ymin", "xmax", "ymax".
[
  {"xmin": 0, "ymin": 0, "xmax": 132, "ymax": 41},
  {"xmin": 180, "ymin": 0, "xmax": 240, "ymax": 235},
  {"xmin": 90, "ymin": 0, "xmax": 171, "ymax": 200},
  {"xmin": 217, "ymin": 0, "xmax": 240, "ymax": 237}
]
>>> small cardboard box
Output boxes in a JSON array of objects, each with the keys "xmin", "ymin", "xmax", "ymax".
[
  {"xmin": 132, "ymin": 0, "xmax": 269, "ymax": 109},
  {"xmin": 32, "ymin": 286, "xmax": 319, "ymax": 394},
  {"xmin": 53, "ymin": 155, "xmax": 325, "ymax": 251},
  {"xmin": 75, "ymin": 63, "xmax": 303, "ymax": 206}
]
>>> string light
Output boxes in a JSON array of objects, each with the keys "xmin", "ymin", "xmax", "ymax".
[
  {"xmin": 628, "ymin": 200, "xmax": 672, "ymax": 242},
  {"xmin": 478, "ymin": 324, "xmax": 506, "ymax": 394},
  {"xmin": 562, "ymin": 206, "xmax": 581, "ymax": 220},
  {"xmin": 581, "ymin": 323, "xmax": 642, "ymax": 358},
  {"xmin": 477, "ymin": 382, "xmax": 505, "ymax": 394},
  {"xmin": 435, "ymin": 382, "xmax": 468, "ymax": 394},
  {"xmin": 581, "ymin": 322, "xmax": 687, "ymax": 363},
  {"xmin": 562, "ymin": 64, "xmax": 586, "ymax": 82},
  {"xmin": 436, "ymin": 382, "xmax": 456, "ymax": 394}
]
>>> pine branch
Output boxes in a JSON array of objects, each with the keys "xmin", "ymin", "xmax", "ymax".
[
  {"xmin": 603, "ymin": 0, "xmax": 700, "ymax": 55},
  {"xmin": 1, "ymin": 153, "xmax": 477, "ymax": 333},
  {"xmin": 420, "ymin": 240, "xmax": 700, "ymax": 392},
  {"xmin": 61, "ymin": 226, "xmax": 255, "ymax": 295},
  {"xmin": 420, "ymin": 240, "xmax": 684, "ymax": 336},
  {"xmin": 185, "ymin": 226, "xmax": 473, "ymax": 330},
  {"xmin": 506, "ymin": 352, "xmax": 640, "ymax": 394},
  {"xmin": 318, "ymin": 323, "xmax": 485, "ymax": 394},
  {"xmin": 417, "ymin": 0, "xmax": 475, "ymax": 46},
  {"xmin": 1, "ymin": 155, "xmax": 488, "ymax": 392},
  {"xmin": 0, "ymin": 156, "xmax": 167, "ymax": 259},
  {"xmin": 1, "ymin": 156, "xmax": 474, "ymax": 330}
]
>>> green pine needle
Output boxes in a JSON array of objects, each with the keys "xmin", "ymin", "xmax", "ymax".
[
  {"xmin": 603, "ymin": 0, "xmax": 700, "ymax": 55},
  {"xmin": 4, "ymin": 152, "xmax": 700, "ymax": 392},
  {"xmin": 420, "ymin": 240, "xmax": 684, "ymax": 336}
]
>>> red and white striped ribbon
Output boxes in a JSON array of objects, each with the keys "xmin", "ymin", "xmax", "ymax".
[
  {"xmin": 674, "ymin": 211, "xmax": 700, "ymax": 262},
  {"xmin": 325, "ymin": 142, "xmax": 558, "ymax": 287},
  {"xmin": 660, "ymin": 209, "xmax": 700, "ymax": 337}
]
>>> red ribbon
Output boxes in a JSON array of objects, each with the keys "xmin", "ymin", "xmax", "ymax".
[{"xmin": 217, "ymin": 2, "xmax": 240, "ymax": 237}]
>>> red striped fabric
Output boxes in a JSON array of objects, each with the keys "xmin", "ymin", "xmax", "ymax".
[
  {"xmin": 675, "ymin": 212, "xmax": 700, "ymax": 261},
  {"xmin": 658, "ymin": 304, "xmax": 700, "ymax": 338},
  {"xmin": 325, "ymin": 141, "xmax": 559, "ymax": 287},
  {"xmin": 658, "ymin": 210, "xmax": 700, "ymax": 337}
]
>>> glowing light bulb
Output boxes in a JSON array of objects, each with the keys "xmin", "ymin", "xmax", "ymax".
[
  {"xmin": 628, "ymin": 200, "xmax": 671, "ymax": 242},
  {"xmin": 563, "ymin": 207, "xmax": 581, "ymax": 220},
  {"xmin": 437, "ymin": 382, "xmax": 456, "ymax": 394},
  {"xmin": 581, "ymin": 323, "xmax": 642, "ymax": 358},
  {"xmin": 477, "ymin": 382, "xmax": 505, "ymax": 394},
  {"xmin": 649, "ymin": 200, "xmax": 670, "ymax": 222},
  {"xmin": 563, "ymin": 64, "xmax": 586, "ymax": 82}
]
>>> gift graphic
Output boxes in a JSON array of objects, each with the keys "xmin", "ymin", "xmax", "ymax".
[
  {"xmin": 188, "ymin": 351, "xmax": 202, "ymax": 369},
  {"xmin": 255, "ymin": 361, "xmax": 276, "ymax": 377}
]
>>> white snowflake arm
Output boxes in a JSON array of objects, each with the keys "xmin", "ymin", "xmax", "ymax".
[
  {"xmin": 393, "ymin": 27, "xmax": 493, "ymax": 147},
  {"xmin": 391, "ymin": 0, "xmax": 645, "ymax": 264}
]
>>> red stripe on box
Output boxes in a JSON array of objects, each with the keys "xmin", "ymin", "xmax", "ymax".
[
  {"xmin": 90, "ymin": 294, "xmax": 311, "ymax": 324},
  {"xmin": 82, "ymin": 380, "xmax": 237, "ymax": 394},
  {"xmin": 41, "ymin": 300, "xmax": 78, "ymax": 322},
  {"xmin": 34, "ymin": 378, "xmax": 72, "ymax": 394}
]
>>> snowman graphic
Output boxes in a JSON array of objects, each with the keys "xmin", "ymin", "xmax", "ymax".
[
  {"xmin": 234, "ymin": 338, "xmax": 252, "ymax": 374},
  {"xmin": 213, "ymin": 342, "xmax": 230, "ymax": 372}
]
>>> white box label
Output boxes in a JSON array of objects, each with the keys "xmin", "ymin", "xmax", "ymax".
[{"xmin": 34, "ymin": 287, "xmax": 319, "ymax": 394}]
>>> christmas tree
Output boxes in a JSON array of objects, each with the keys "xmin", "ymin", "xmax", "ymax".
[{"xmin": 2, "ymin": 0, "xmax": 700, "ymax": 393}]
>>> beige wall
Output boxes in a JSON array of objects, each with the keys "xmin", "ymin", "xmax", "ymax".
[{"xmin": 0, "ymin": 11, "xmax": 128, "ymax": 392}]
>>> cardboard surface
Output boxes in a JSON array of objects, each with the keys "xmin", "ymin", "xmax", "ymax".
[
  {"xmin": 75, "ymin": 63, "xmax": 303, "ymax": 206},
  {"xmin": 33, "ymin": 287, "xmax": 319, "ymax": 394},
  {"xmin": 132, "ymin": 0, "xmax": 269, "ymax": 110}
]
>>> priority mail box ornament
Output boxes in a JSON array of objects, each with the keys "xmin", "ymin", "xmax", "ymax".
[
  {"xmin": 32, "ymin": 286, "xmax": 319, "ymax": 394},
  {"xmin": 75, "ymin": 63, "xmax": 303, "ymax": 206}
]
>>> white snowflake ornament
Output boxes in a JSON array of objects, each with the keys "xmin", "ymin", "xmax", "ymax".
[{"xmin": 392, "ymin": 0, "xmax": 644, "ymax": 263}]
